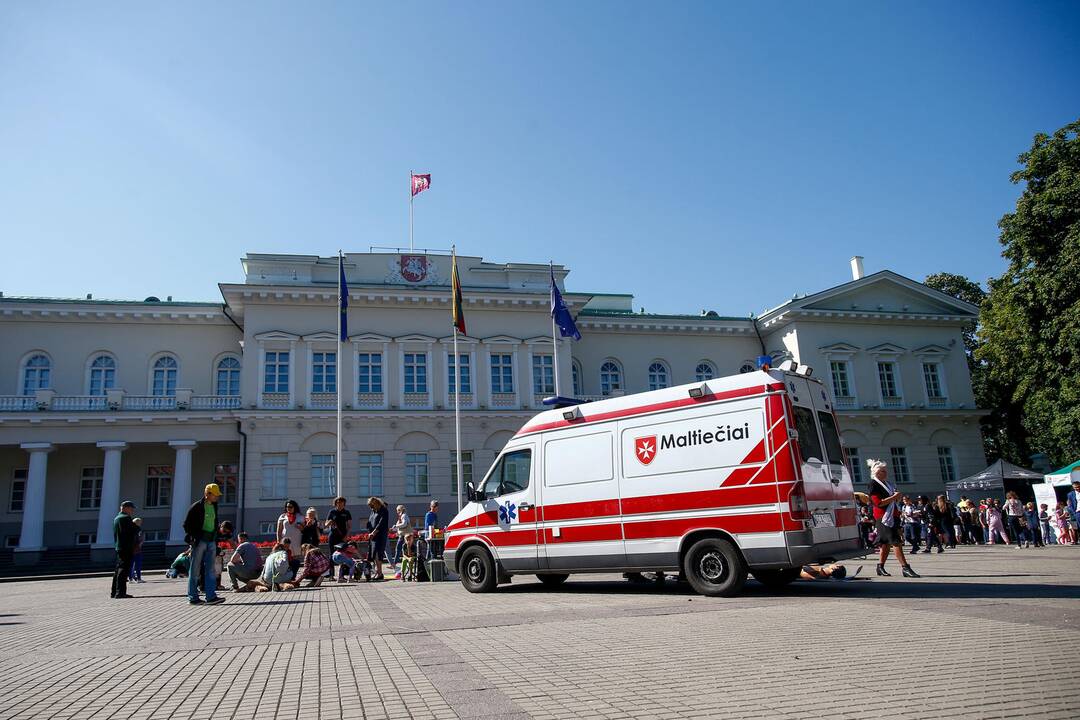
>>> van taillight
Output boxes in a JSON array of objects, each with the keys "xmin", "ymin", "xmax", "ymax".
[{"xmin": 788, "ymin": 482, "xmax": 810, "ymax": 520}]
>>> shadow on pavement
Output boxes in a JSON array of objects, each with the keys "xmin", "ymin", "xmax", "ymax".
[{"xmin": 495, "ymin": 577, "xmax": 1080, "ymax": 600}]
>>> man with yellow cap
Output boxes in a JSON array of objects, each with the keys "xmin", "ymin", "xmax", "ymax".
[{"xmin": 182, "ymin": 483, "xmax": 225, "ymax": 605}]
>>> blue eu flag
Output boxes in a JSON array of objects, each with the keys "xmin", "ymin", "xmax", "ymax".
[
  {"xmin": 339, "ymin": 254, "xmax": 349, "ymax": 341},
  {"xmin": 550, "ymin": 267, "xmax": 581, "ymax": 341}
]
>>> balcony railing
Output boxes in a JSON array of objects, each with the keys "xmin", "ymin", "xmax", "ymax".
[
  {"xmin": 927, "ymin": 396, "xmax": 948, "ymax": 408},
  {"xmin": 402, "ymin": 392, "xmax": 429, "ymax": 408},
  {"xmin": 833, "ymin": 396, "xmax": 857, "ymax": 409},
  {"xmin": 490, "ymin": 392, "xmax": 517, "ymax": 408},
  {"xmin": 190, "ymin": 395, "xmax": 242, "ymax": 410},
  {"xmin": 0, "ymin": 396, "xmax": 37, "ymax": 411},
  {"xmin": 261, "ymin": 392, "xmax": 290, "ymax": 409},
  {"xmin": 51, "ymin": 396, "xmax": 109, "ymax": 411},
  {"xmin": 355, "ymin": 392, "xmax": 385, "ymax": 409},
  {"xmin": 123, "ymin": 395, "xmax": 177, "ymax": 411},
  {"xmin": 309, "ymin": 392, "xmax": 336, "ymax": 410},
  {"xmin": 881, "ymin": 396, "xmax": 905, "ymax": 409}
]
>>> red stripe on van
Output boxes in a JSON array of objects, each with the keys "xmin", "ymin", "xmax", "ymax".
[
  {"xmin": 620, "ymin": 483, "xmax": 781, "ymax": 515},
  {"xmin": 542, "ymin": 498, "xmax": 621, "ymax": 522},
  {"xmin": 543, "ymin": 523, "xmax": 623, "ymax": 543},
  {"xmin": 622, "ymin": 513, "xmax": 783, "ymax": 539},
  {"xmin": 515, "ymin": 383, "xmax": 785, "ymax": 437}
]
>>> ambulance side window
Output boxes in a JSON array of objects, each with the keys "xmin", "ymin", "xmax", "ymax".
[
  {"xmin": 817, "ymin": 411, "xmax": 844, "ymax": 467},
  {"xmin": 480, "ymin": 449, "xmax": 532, "ymax": 499},
  {"xmin": 792, "ymin": 406, "xmax": 824, "ymax": 463}
]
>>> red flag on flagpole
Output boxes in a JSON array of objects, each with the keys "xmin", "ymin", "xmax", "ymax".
[{"xmin": 411, "ymin": 173, "xmax": 431, "ymax": 197}]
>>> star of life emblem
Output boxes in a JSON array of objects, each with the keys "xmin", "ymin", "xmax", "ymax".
[{"xmin": 635, "ymin": 436, "xmax": 657, "ymax": 465}]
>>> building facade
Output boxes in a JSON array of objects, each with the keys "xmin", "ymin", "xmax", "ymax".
[{"xmin": 0, "ymin": 252, "xmax": 984, "ymax": 563}]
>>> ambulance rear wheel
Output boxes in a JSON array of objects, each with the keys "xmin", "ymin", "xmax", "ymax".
[
  {"xmin": 459, "ymin": 546, "xmax": 497, "ymax": 593},
  {"xmin": 751, "ymin": 568, "xmax": 801, "ymax": 589},
  {"xmin": 683, "ymin": 537, "xmax": 746, "ymax": 597},
  {"xmin": 537, "ymin": 573, "xmax": 569, "ymax": 587}
]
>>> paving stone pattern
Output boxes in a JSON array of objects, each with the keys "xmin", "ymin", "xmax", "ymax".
[{"xmin": 0, "ymin": 546, "xmax": 1078, "ymax": 719}]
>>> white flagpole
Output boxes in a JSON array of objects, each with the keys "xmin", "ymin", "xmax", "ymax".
[
  {"xmin": 409, "ymin": 171, "xmax": 414, "ymax": 253},
  {"xmin": 551, "ymin": 262, "xmax": 562, "ymax": 398},
  {"xmin": 336, "ymin": 251, "xmax": 344, "ymax": 499},
  {"xmin": 453, "ymin": 246, "xmax": 464, "ymax": 512}
]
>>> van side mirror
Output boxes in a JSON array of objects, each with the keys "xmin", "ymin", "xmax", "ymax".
[{"xmin": 466, "ymin": 482, "xmax": 478, "ymax": 503}]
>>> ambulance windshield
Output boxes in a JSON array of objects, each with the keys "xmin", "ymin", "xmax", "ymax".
[{"xmin": 480, "ymin": 449, "xmax": 532, "ymax": 499}]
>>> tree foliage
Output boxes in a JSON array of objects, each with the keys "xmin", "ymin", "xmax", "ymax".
[{"xmin": 978, "ymin": 119, "xmax": 1080, "ymax": 467}]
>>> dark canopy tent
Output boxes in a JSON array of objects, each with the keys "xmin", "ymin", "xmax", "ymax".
[{"xmin": 946, "ymin": 459, "xmax": 1045, "ymax": 502}]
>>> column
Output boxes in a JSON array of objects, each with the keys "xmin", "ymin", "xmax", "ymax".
[
  {"xmin": 17, "ymin": 443, "xmax": 53, "ymax": 553},
  {"xmin": 167, "ymin": 440, "xmax": 197, "ymax": 545},
  {"xmin": 93, "ymin": 442, "xmax": 128, "ymax": 549}
]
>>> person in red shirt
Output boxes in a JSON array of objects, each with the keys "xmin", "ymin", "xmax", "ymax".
[{"xmin": 868, "ymin": 459, "xmax": 919, "ymax": 578}]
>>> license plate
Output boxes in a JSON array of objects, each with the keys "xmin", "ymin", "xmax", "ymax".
[{"xmin": 812, "ymin": 510, "xmax": 835, "ymax": 528}]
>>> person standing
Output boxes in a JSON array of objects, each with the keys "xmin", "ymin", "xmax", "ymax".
[
  {"xmin": 424, "ymin": 499, "xmax": 439, "ymax": 560},
  {"xmin": 366, "ymin": 497, "xmax": 390, "ymax": 581},
  {"xmin": 129, "ymin": 517, "xmax": 145, "ymax": 583},
  {"xmin": 276, "ymin": 500, "xmax": 303, "ymax": 550},
  {"xmin": 111, "ymin": 500, "xmax": 139, "ymax": 599},
  {"xmin": 183, "ymin": 483, "xmax": 225, "ymax": 605},
  {"xmin": 901, "ymin": 496, "xmax": 921, "ymax": 554},
  {"xmin": 867, "ymin": 459, "xmax": 919, "ymax": 578},
  {"xmin": 1004, "ymin": 491, "xmax": 1025, "ymax": 549},
  {"xmin": 325, "ymin": 497, "xmax": 352, "ymax": 548},
  {"xmin": 300, "ymin": 507, "xmax": 321, "ymax": 547},
  {"xmin": 392, "ymin": 504, "xmax": 412, "ymax": 570},
  {"xmin": 1067, "ymin": 481, "xmax": 1080, "ymax": 537},
  {"xmin": 1025, "ymin": 502, "xmax": 1044, "ymax": 547}
]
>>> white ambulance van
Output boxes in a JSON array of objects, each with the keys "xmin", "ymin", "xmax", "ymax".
[{"xmin": 444, "ymin": 365, "xmax": 862, "ymax": 597}]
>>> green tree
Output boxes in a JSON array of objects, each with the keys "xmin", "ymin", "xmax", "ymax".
[
  {"xmin": 924, "ymin": 272, "xmax": 1030, "ymax": 465},
  {"xmin": 978, "ymin": 118, "xmax": 1080, "ymax": 467}
]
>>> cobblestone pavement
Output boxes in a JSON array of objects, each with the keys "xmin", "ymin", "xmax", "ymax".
[{"xmin": 1, "ymin": 546, "xmax": 1079, "ymax": 719}]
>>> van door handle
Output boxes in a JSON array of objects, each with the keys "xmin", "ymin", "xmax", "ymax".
[{"xmin": 518, "ymin": 503, "xmax": 533, "ymax": 511}]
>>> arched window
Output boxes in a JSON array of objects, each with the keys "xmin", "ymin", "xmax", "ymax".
[
  {"xmin": 648, "ymin": 361, "xmax": 669, "ymax": 391},
  {"xmin": 151, "ymin": 355, "xmax": 178, "ymax": 396},
  {"xmin": 600, "ymin": 360, "xmax": 622, "ymax": 395},
  {"xmin": 739, "ymin": 362, "xmax": 756, "ymax": 374},
  {"xmin": 572, "ymin": 360, "xmax": 582, "ymax": 396},
  {"xmin": 695, "ymin": 361, "xmax": 715, "ymax": 382},
  {"xmin": 216, "ymin": 356, "xmax": 241, "ymax": 396},
  {"xmin": 21, "ymin": 354, "xmax": 51, "ymax": 396},
  {"xmin": 88, "ymin": 355, "xmax": 116, "ymax": 396}
]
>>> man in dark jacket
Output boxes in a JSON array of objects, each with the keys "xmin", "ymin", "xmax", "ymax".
[
  {"xmin": 112, "ymin": 500, "xmax": 138, "ymax": 599},
  {"xmin": 182, "ymin": 483, "xmax": 225, "ymax": 605}
]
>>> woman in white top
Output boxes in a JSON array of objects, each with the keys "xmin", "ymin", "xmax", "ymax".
[
  {"xmin": 276, "ymin": 499, "xmax": 304, "ymax": 557},
  {"xmin": 1003, "ymin": 491, "xmax": 1025, "ymax": 549},
  {"xmin": 392, "ymin": 504, "xmax": 412, "ymax": 568}
]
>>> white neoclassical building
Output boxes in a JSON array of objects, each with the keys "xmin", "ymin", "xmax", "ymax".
[{"xmin": 0, "ymin": 252, "xmax": 984, "ymax": 566}]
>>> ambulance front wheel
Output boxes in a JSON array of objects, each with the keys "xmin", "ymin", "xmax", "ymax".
[
  {"xmin": 683, "ymin": 537, "xmax": 747, "ymax": 597},
  {"xmin": 459, "ymin": 546, "xmax": 497, "ymax": 593}
]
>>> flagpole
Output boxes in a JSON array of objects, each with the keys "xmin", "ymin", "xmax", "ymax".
[
  {"xmin": 550, "ymin": 262, "xmax": 561, "ymax": 398},
  {"xmin": 409, "ymin": 170, "xmax": 414, "ymax": 253},
  {"xmin": 336, "ymin": 251, "xmax": 344, "ymax": 499},
  {"xmin": 453, "ymin": 246, "xmax": 464, "ymax": 512}
]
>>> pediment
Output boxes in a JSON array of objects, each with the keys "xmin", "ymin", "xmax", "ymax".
[
  {"xmin": 798, "ymin": 272, "xmax": 979, "ymax": 317},
  {"xmin": 866, "ymin": 342, "xmax": 907, "ymax": 356},
  {"xmin": 438, "ymin": 334, "xmax": 479, "ymax": 344},
  {"xmin": 394, "ymin": 333, "xmax": 437, "ymax": 344},
  {"xmin": 818, "ymin": 342, "xmax": 860, "ymax": 356},
  {"xmin": 524, "ymin": 336, "xmax": 556, "ymax": 346},
  {"xmin": 303, "ymin": 331, "xmax": 338, "ymax": 341},
  {"xmin": 481, "ymin": 335, "xmax": 523, "ymax": 345},
  {"xmin": 253, "ymin": 330, "xmax": 300, "ymax": 341},
  {"xmin": 913, "ymin": 343, "xmax": 950, "ymax": 356},
  {"xmin": 349, "ymin": 332, "xmax": 392, "ymax": 343}
]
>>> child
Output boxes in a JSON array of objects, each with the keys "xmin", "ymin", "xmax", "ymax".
[
  {"xmin": 400, "ymin": 533, "xmax": 417, "ymax": 581},
  {"xmin": 1024, "ymin": 502, "xmax": 1043, "ymax": 547},
  {"xmin": 129, "ymin": 518, "xmax": 145, "ymax": 583},
  {"xmin": 1039, "ymin": 503, "xmax": 1055, "ymax": 545},
  {"xmin": 1054, "ymin": 502, "xmax": 1074, "ymax": 545},
  {"xmin": 332, "ymin": 542, "xmax": 359, "ymax": 582},
  {"xmin": 283, "ymin": 545, "xmax": 329, "ymax": 589},
  {"xmin": 985, "ymin": 503, "xmax": 1009, "ymax": 545}
]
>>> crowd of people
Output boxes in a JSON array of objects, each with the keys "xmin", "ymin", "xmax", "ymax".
[
  {"xmin": 111, "ymin": 483, "xmax": 445, "ymax": 604},
  {"xmin": 861, "ymin": 465, "xmax": 1080, "ymax": 579}
]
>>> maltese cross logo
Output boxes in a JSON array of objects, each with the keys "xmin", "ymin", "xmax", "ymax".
[
  {"xmin": 499, "ymin": 501, "xmax": 517, "ymax": 524},
  {"xmin": 635, "ymin": 435, "xmax": 657, "ymax": 465}
]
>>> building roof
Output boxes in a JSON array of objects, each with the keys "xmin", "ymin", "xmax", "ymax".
[{"xmin": 0, "ymin": 295, "xmax": 222, "ymax": 308}]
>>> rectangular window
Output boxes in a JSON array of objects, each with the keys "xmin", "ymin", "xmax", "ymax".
[
  {"xmin": 404, "ymin": 353, "xmax": 428, "ymax": 394},
  {"xmin": 923, "ymin": 363, "xmax": 944, "ymax": 399},
  {"xmin": 890, "ymin": 447, "xmax": 911, "ymax": 484},
  {"xmin": 263, "ymin": 351, "xmax": 290, "ymax": 393},
  {"xmin": 215, "ymin": 463, "xmax": 239, "ymax": 506},
  {"xmin": 261, "ymin": 454, "xmax": 288, "ymax": 500},
  {"xmin": 358, "ymin": 453, "xmax": 384, "ymax": 496},
  {"xmin": 312, "ymin": 351, "xmax": 337, "ymax": 393},
  {"xmin": 481, "ymin": 449, "xmax": 532, "ymax": 499},
  {"xmin": 532, "ymin": 355, "xmax": 554, "ymax": 395},
  {"xmin": 405, "ymin": 453, "xmax": 429, "ymax": 495},
  {"xmin": 310, "ymin": 454, "xmax": 336, "ymax": 498},
  {"xmin": 258, "ymin": 521, "xmax": 275, "ymax": 536},
  {"xmin": 448, "ymin": 353, "xmax": 472, "ymax": 394},
  {"xmin": 490, "ymin": 354, "xmax": 514, "ymax": 393},
  {"xmin": 791, "ymin": 406, "xmax": 824, "ymax": 463},
  {"xmin": 142, "ymin": 529, "xmax": 167, "ymax": 543},
  {"xmin": 74, "ymin": 532, "xmax": 97, "ymax": 546},
  {"xmin": 830, "ymin": 361, "xmax": 851, "ymax": 397},
  {"xmin": 9, "ymin": 468, "xmax": 26, "ymax": 513},
  {"xmin": 847, "ymin": 448, "xmax": 864, "ymax": 486},
  {"xmin": 816, "ymin": 411, "xmax": 844, "ymax": 466},
  {"xmin": 937, "ymin": 446, "xmax": 957, "ymax": 484},
  {"xmin": 357, "ymin": 353, "xmax": 383, "ymax": 393},
  {"xmin": 877, "ymin": 362, "xmax": 899, "ymax": 399},
  {"xmin": 78, "ymin": 467, "xmax": 104, "ymax": 510},
  {"xmin": 144, "ymin": 465, "xmax": 174, "ymax": 509},
  {"xmin": 451, "ymin": 450, "xmax": 473, "ymax": 489}
]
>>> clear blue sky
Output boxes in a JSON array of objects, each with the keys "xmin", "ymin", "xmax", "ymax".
[{"xmin": 1, "ymin": 2, "xmax": 1078, "ymax": 315}]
